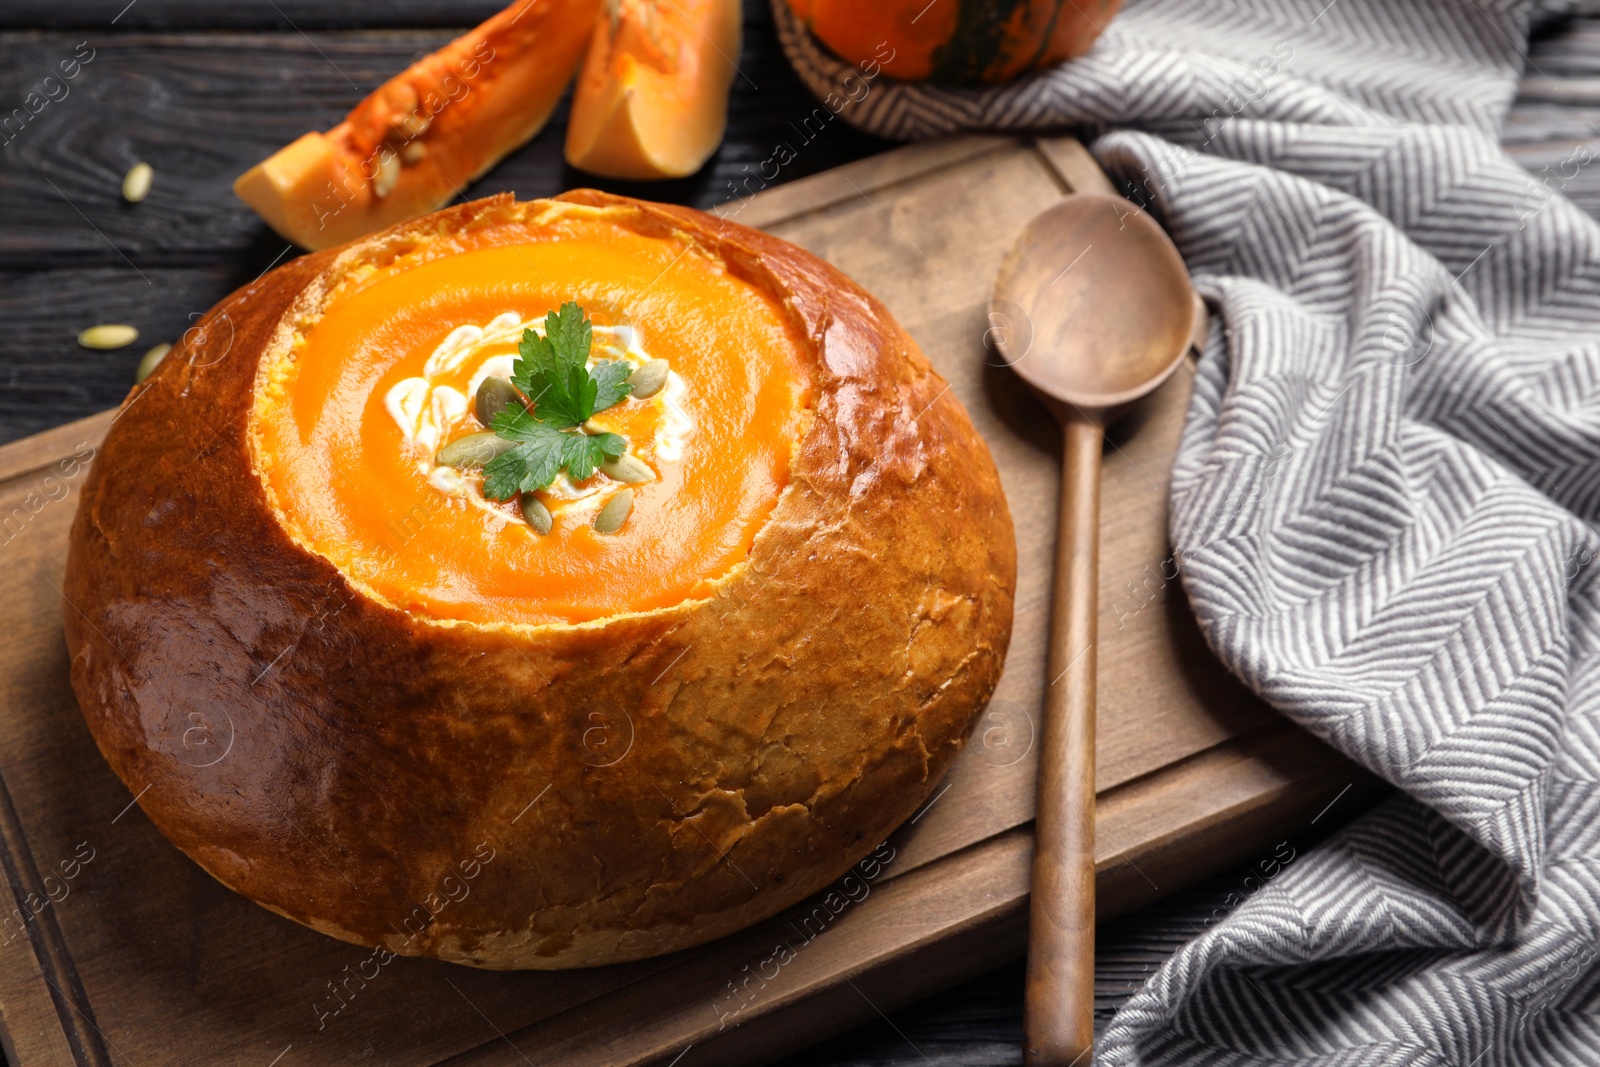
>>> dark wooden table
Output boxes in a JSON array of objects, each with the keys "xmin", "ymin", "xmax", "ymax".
[{"xmin": 2, "ymin": 2, "xmax": 1598, "ymax": 1063}]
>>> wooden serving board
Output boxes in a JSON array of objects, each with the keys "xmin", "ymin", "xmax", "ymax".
[{"xmin": 0, "ymin": 135, "xmax": 1379, "ymax": 1067}]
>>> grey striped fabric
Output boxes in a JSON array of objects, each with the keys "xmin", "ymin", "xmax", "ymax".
[{"xmin": 776, "ymin": 0, "xmax": 1600, "ymax": 1062}]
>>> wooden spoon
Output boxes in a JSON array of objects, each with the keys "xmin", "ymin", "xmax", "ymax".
[{"xmin": 991, "ymin": 193, "xmax": 1200, "ymax": 1067}]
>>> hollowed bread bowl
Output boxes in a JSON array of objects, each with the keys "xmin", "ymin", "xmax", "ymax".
[{"xmin": 63, "ymin": 191, "xmax": 1016, "ymax": 968}]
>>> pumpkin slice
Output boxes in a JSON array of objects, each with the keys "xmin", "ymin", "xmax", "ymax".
[
  {"xmin": 234, "ymin": 0, "xmax": 601, "ymax": 251},
  {"xmin": 564, "ymin": 0, "xmax": 740, "ymax": 180}
]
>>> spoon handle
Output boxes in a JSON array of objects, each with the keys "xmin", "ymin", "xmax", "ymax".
[{"xmin": 1024, "ymin": 412, "xmax": 1102, "ymax": 1067}]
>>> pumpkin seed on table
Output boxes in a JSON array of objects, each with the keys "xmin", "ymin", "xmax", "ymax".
[
  {"xmin": 600, "ymin": 453, "xmax": 653, "ymax": 484},
  {"xmin": 474, "ymin": 375, "xmax": 525, "ymax": 426},
  {"xmin": 593, "ymin": 489, "xmax": 633, "ymax": 534},
  {"xmin": 628, "ymin": 358, "xmax": 669, "ymax": 399},
  {"xmin": 519, "ymin": 493, "xmax": 553, "ymax": 535},
  {"xmin": 122, "ymin": 162, "xmax": 153, "ymax": 203},
  {"xmin": 135, "ymin": 343, "xmax": 171, "ymax": 383},
  {"xmin": 78, "ymin": 324, "xmax": 139, "ymax": 350},
  {"xmin": 436, "ymin": 431, "xmax": 514, "ymax": 469}
]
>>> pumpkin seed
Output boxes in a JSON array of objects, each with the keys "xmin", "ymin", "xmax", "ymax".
[
  {"xmin": 628, "ymin": 358, "xmax": 669, "ymax": 399},
  {"xmin": 600, "ymin": 453, "xmax": 653, "ymax": 484},
  {"xmin": 436, "ymin": 431, "xmax": 514, "ymax": 469},
  {"xmin": 519, "ymin": 493, "xmax": 553, "ymax": 535},
  {"xmin": 593, "ymin": 489, "xmax": 633, "ymax": 534},
  {"xmin": 388, "ymin": 105, "xmax": 430, "ymax": 142},
  {"xmin": 373, "ymin": 151, "xmax": 401, "ymax": 198},
  {"xmin": 135, "ymin": 342, "xmax": 171, "ymax": 383},
  {"xmin": 121, "ymin": 162, "xmax": 153, "ymax": 203},
  {"xmin": 78, "ymin": 324, "xmax": 138, "ymax": 350},
  {"xmin": 475, "ymin": 375, "xmax": 524, "ymax": 427}
]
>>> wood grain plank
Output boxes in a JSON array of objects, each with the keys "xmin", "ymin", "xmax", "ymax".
[
  {"xmin": 0, "ymin": 777, "xmax": 112, "ymax": 1067},
  {"xmin": 0, "ymin": 412, "xmax": 111, "ymax": 487},
  {"xmin": 0, "ymin": 16, "xmax": 890, "ymax": 270},
  {"xmin": 0, "ymin": 266, "xmax": 264, "ymax": 447},
  {"xmin": 0, "ymin": 0, "xmax": 511, "ymax": 30},
  {"xmin": 712, "ymin": 135, "xmax": 1015, "ymax": 230},
  {"xmin": 1033, "ymin": 137, "xmax": 1120, "ymax": 197},
  {"xmin": 0, "ymin": 774, "xmax": 98, "ymax": 1067}
]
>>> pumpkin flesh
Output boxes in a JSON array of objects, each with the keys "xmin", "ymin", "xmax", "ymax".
[{"xmin": 565, "ymin": 0, "xmax": 741, "ymax": 180}]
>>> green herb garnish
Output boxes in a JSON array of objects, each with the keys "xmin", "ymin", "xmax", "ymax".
[
  {"xmin": 481, "ymin": 301, "xmax": 632, "ymax": 501},
  {"xmin": 484, "ymin": 412, "xmax": 625, "ymax": 498}
]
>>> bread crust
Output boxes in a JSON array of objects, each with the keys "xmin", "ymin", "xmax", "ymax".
[{"xmin": 62, "ymin": 191, "xmax": 1016, "ymax": 968}]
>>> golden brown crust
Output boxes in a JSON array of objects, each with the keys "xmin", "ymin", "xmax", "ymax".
[{"xmin": 62, "ymin": 192, "xmax": 1016, "ymax": 968}]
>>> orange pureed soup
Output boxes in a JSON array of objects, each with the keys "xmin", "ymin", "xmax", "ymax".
[{"xmin": 255, "ymin": 211, "xmax": 811, "ymax": 625}]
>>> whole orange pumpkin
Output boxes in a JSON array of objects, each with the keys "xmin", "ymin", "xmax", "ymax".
[{"xmin": 785, "ymin": 0, "xmax": 1123, "ymax": 84}]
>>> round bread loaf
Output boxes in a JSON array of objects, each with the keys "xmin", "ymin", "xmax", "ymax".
[{"xmin": 63, "ymin": 191, "xmax": 1016, "ymax": 968}]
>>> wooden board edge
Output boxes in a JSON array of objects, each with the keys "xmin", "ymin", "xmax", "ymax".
[
  {"xmin": 1032, "ymin": 137, "xmax": 1118, "ymax": 197},
  {"xmin": 0, "ymin": 773, "xmax": 109, "ymax": 1067},
  {"xmin": 0, "ymin": 410, "xmax": 113, "ymax": 489},
  {"xmin": 710, "ymin": 134, "xmax": 1017, "ymax": 230}
]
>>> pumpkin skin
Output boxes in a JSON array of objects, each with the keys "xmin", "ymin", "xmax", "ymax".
[{"xmin": 784, "ymin": 0, "xmax": 1122, "ymax": 85}]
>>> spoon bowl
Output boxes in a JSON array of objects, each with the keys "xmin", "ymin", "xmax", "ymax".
[
  {"xmin": 993, "ymin": 194, "xmax": 1195, "ymax": 412},
  {"xmin": 992, "ymin": 193, "xmax": 1199, "ymax": 1067}
]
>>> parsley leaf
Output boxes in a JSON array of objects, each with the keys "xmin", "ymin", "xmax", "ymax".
[
  {"xmin": 563, "ymin": 429, "xmax": 626, "ymax": 481},
  {"xmin": 544, "ymin": 298, "xmax": 592, "ymax": 373},
  {"xmin": 508, "ymin": 301, "xmax": 631, "ymax": 429},
  {"xmin": 483, "ymin": 408, "xmax": 571, "ymax": 499},
  {"xmin": 511, "ymin": 326, "xmax": 593, "ymax": 429},
  {"xmin": 590, "ymin": 359, "xmax": 634, "ymax": 414},
  {"xmin": 482, "ymin": 395, "xmax": 628, "ymax": 500}
]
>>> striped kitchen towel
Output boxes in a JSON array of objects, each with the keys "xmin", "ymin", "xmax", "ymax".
[{"xmin": 777, "ymin": 0, "xmax": 1600, "ymax": 1063}]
